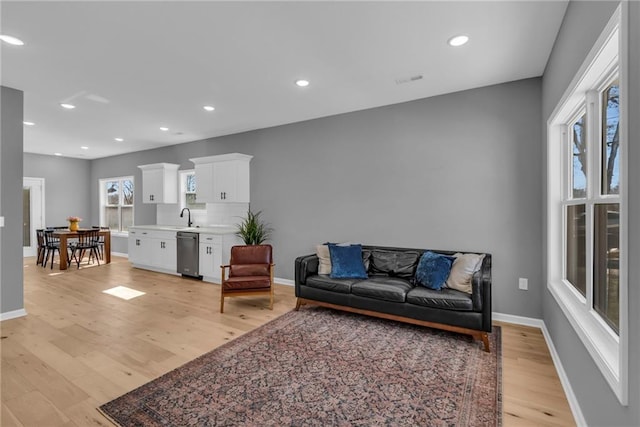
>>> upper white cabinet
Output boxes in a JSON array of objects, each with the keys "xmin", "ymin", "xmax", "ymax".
[
  {"xmin": 189, "ymin": 153, "xmax": 252, "ymax": 203},
  {"xmin": 138, "ymin": 163, "xmax": 180, "ymax": 204}
]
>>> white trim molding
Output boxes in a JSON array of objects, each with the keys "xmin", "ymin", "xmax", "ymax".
[
  {"xmin": 275, "ymin": 277, "xmax": 294, "ymax": 287},
  {"xmin": 1, "ymin": 308, "xmax": 27, "ymax": 321}
]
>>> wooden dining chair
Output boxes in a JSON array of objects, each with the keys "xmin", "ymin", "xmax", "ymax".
[
  {"xmin": 36, "ymin": 229, "xmax": 46, "ymax": 266},
  {"xmin": 43, "ymin": 230, "xmax": 65, "ymax": 269},
  {"xmin": 69, "ymin": 229, "xmax": 101, "ymax": 268}
]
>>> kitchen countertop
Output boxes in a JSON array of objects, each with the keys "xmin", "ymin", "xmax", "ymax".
[{"xmin": 130, "ymin": 224, "xmax": 238, "ymax": 234}]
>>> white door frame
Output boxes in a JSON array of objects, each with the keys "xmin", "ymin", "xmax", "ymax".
[{"xmin": 23, "ymin": 177, "xmax": 45, "ymax": 257}]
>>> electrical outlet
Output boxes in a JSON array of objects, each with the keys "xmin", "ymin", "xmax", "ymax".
[{"xmin": 519, "ymin": 278, "xmax": 528, "ymax": 290}]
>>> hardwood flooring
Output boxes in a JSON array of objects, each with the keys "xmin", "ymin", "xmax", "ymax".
[{"xmin": 2, "ymin": 256, "xmax": 575, "ymax": 426}]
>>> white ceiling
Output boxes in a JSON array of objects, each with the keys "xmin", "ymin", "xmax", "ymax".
[{"xmin": 1, "ymin": 1, "xmax": 568, "ymax": 160}]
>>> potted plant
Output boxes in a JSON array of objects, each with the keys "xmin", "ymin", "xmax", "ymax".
[{"xmin": 236, "ymin": 209, "xmax": 273, "ymax": 245}]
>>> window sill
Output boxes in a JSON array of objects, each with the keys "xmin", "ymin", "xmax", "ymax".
[{"xmin": 548, "ymin": 279, "xmax": 627, "ymax": 404}]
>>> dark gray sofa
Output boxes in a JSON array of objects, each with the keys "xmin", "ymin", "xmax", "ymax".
[{"xmin": 294, "ymin": 245, "xmax": 492, "ymax": 351}]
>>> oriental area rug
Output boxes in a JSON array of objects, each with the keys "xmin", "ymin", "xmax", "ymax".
[{"xmin": 99, "ymin": 307, "xmax": 502, "ymax": 426}]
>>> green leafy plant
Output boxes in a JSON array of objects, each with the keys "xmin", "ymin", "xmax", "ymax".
[{"xmin": 236, "ymin": 209, "xmax": 273, "ymax": 245}]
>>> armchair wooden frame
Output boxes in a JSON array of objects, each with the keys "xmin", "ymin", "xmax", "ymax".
[{"xmin": 219, "ymin": 263, "xmax": 275, "ymax": 313}]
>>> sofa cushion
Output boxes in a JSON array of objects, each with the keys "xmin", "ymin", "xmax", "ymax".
[
  {"xmin": 328, "ymin": 244, "xmax": 368, "ymax": 279},
  {"xmin": 306, "ymin": 275, "xmax": 360, "ymax": 294},
  {"xmin": 223, "ymin": 276, "xmax": 271, "ymax": 290},
  {"xmin": 415, "ymin": 251, "xmax": 455, "ymax": 290},
  {"xmin": 351, "ymin": 277, "xmax": 413, "ymax": 303},
  {"xmin": 406, "ymin": 287, "xmax": 473, "ymax": 311},
  {"xmin": 446, "ymin": 253, "xmax": 485, "ymax": 294},
  {"xmin": 369, "ymin": 249, "xmax": 420, "ymax": 278}
]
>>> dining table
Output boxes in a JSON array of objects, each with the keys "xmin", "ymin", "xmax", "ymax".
[{"xmin": 52, "ymin": 228, "xmax": 111, "ymax": 270}]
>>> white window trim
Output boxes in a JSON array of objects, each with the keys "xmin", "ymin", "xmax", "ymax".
[
  {"xmin": 99, "ymin": 175, "xmax": 135, "ymax": 237},
  {"xmin": 179, "ymin": 169, "xmax": 206, "ymax": 212},
  {"xmin": 546, "ymin": 4, "xmax": 627, "ymax": 405}
]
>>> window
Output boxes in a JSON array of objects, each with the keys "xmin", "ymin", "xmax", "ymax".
[
  {"xmin": 100, "ymin": 176, "xmax": 134, "ymax": 233},
  {"xmin": 180, "ymin": 170, "xmax": 206, "ymax": 211},
  {"xmin": 547, "ymin": 5, "xmax": 627, "ymax": 404}
]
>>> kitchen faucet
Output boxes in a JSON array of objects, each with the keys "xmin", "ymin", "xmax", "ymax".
[{"xmin": 180, "ymin": 208, "xmax": 193, "ymax": 227}]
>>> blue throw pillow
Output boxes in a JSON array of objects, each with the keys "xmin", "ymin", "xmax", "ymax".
[
  {"xmin": 415, "ymin": 251, "xmax": 455, "ymax": 290},
  {"xmin": 328, "ymin": 244, "xmax": 368, "ymax": 279}
]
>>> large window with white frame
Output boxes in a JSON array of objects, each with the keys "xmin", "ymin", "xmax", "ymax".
[
  {"xmin": 547, "ymin": 5, "xmax": 627, "ymax": 405},
  {"xmin": 99, "ymin": 176, "xmax": 134, "ymax": 233},
  {"xmin": 180, "ymin": 169, "xmax": 206, "ymax": 211}
]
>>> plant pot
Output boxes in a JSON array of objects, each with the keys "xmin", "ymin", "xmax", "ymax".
[{"xmin": 69, "ymin": 221, "xmax": 79, "ymax": 232}]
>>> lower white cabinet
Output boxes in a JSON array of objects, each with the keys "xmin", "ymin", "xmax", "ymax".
[
  {"xmin": 199, "ymin": 234, "xmax": 222, "ymax": 282},
  {"xmin": 129, "ymin": 229, "xmax": 178, "ymax": 274}
]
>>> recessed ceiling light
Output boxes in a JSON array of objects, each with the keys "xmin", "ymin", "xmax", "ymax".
[
  {"xmin": 80, "ymin": 146, "xmax": 89, "ymax": 150},
  {"xmin": 54, "ymin": 152, "xmax": 62, "ymax": 156},
  {"xmin": 23, "ymin": 121, "xmax": 35, "ymax": 126},
  {"xmin": 160, "ymin": 127, "xmax": 169, "ymax": 131},
  {"xmin": 203, "ymin": 105, "xmax": 215, "ymax": 112},
  {"xmin": 295, "ymin": 79, "xmax": 310, "ymax": 87},
  {"xmin": 114, "ymin": 137, "xmax": 124, "ymax": 142},
  {"xmin": 448, "ymin": 35, "xmax": 469, "ymax": 47},
  {"xmin": 60, "ymin": 103, "xmax": 76, "ymax": 109},
  {"xmin": 0, "ymin": 35, "xmax": 24, "ymax": 46}
]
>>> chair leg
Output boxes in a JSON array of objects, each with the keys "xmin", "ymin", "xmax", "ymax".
[
  {"xmin": 269, "ymin": 287, "xmax": 274, "ymax": 310},
  {"xmin": 220, "ymin": 291, "xmax": 225, "ymax": 313}
]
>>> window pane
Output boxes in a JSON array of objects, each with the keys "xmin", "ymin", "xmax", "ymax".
[
  {"xmin": 566, "ymin": 204, "xmax": 586, "ymax": 296},
  {"xmin": 105, "ymin": 207, "xmax": 119, "ymax": 230},
  {"xmin": 106, "ymin": 181, "xmax": 119, "ymax": 205},
  {"xmin": 572, "ymin": 114, "xmax": 587, "ymax": 198},
  {"xmin": 186, "ymin": 174, "xmax": 196, "ymax": 192},
  {"xmin": 122, "ymin": 179, "xmax": 134, "ymax": 205},
  {"xmin": 602, "ymin": 81, "xmax": 620, "ymax": 195},
  {"xmin": 594, "ymin": 203, "xmax": 619, "ymax": 333},
  {"xmin": 185, "ymin": 193, "xmax": 206, "ymax": 210},
  {"xmin": 121, "ymin": 207, "xmax": 134, "ymax": 232}
]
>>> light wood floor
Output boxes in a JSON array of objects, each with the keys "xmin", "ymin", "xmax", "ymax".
[{"xmin": 1, "ymin": 256, "xmax": 575, "ymax": 426}]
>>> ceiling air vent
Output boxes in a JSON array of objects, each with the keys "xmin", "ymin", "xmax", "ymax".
[{"xmin": 395, "ymin": 74, "xmax": 423, "ymax": 85}]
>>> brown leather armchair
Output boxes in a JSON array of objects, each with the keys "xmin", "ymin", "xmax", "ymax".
[{"xmin": 220, "ymin": 244, "xmax": 274, "ymax": 313}]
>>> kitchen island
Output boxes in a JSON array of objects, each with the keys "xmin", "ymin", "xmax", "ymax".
[{"xmin": 128, "ymin": 225, "xmax": 241, "ymax": 283}]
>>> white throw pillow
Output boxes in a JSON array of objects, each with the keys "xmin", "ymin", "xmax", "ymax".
[
  {"xmin": 445, "ymin": 253, "xmax": 485, "ymax": 294},
  {"xmin": 316, "ymin": 244, "xmax": 332, "ymax": 275}
]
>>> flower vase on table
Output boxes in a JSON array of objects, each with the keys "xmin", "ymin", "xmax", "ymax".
[{"xmin": 66, "ymin": 216, "xmax": 82, "ymax": 232}]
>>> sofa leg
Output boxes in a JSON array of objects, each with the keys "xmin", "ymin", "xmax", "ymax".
[
  {"xmin": 480, "ymin": 332, "xmax": 490, "ymax": 352},
  {"xmin": 295, "ymin": 298, "xmax": 302, "ymax": 311}
]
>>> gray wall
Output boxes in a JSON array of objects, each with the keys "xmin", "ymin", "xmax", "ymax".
[
  {"xmin": 542, "ymin": 1, "xmax": 639, "ymax": 425},
  {"xmin": 1, "ymin": 86, "xmax": 24, "ymax": 314},
  {"xmin": 23, "ymin": 153, "xmax": 92, "ymax": 228},
  {"xmin": 92, "ymin": 78, "xmax": 543, "ymax": 318}
]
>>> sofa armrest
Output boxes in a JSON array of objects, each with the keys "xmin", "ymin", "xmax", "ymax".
[
  {"xmin": 471, "ymin": 254, "xmax": 492, "ymax": 332},
  {"xmin": 295, "ymin": 254, "xmax": 319, "ymax": 290}
]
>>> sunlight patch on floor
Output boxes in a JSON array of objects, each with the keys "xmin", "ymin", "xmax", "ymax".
[{"xmin": 103, "ymin": 285, "xmax": 146, "ymax": 300}]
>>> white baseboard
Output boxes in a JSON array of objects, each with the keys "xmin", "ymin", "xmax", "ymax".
[
  {"xmin": 275, "ymin": 277, "xmax": 294, "ymax": 286},
  {"xmin": 112, "ymin": 252, "xmax": 128, "ymax": 258},
  {"xmin": 493, "ymin": 311, "xmax": 585, "ymax": 426},
  {"xmin": 492, "ymin": 311, "xmax": 544, "ymax": 328},
  {"xmin": 1, "ymin": 308, "xmax": 27, "ymax": 321},
  {"xmin": 540, "ymin": 323, "xmax": 587, "ymax": 427}
]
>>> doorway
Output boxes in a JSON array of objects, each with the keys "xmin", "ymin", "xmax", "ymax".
[{"xmin": 23, "ymin": 177, "xmax": 45, "ymax": 257}]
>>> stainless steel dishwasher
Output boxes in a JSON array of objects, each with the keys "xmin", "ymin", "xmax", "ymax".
[{"xmin": 177, "ymin": 231, "xmax": 202, "ymax": 279}]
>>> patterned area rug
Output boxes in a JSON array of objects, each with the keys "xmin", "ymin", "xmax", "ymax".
[{"xmin": 99, "ymin": 307, "xmax": 501, "ymax": 426}]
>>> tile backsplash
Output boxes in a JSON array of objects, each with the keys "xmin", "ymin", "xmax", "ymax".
[{"xmin": 156, "ymin": 203, "xmax": 248, "ymax": 227}]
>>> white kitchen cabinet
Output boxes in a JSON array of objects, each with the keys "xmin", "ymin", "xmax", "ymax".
[
  {"xmin": 138, "ymin": 163, "xmax": 180, "ymax": 204},
  {"xmin": 128, "ymin": 228, "xmax": 178, "ymax": 274},
  {"xmin": 128, "ymin": 229, "xmax": 152, "ymax": 266},
  {"xmin": 189, "ymin": 153, "xmax": 252, "ymax": 203},
  {"xmin": 199, "ymin": 234, "xmax": 222, "ymax": 282}
]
